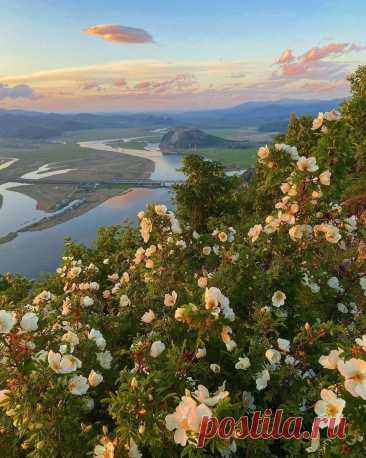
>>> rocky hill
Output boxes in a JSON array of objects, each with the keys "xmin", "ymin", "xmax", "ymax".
[{"xmin": 159, "ymin": 127, "xmax": 247, "ymax": 153}]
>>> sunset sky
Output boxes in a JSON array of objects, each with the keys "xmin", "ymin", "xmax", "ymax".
[{"xmin": 0, "ymin": 0, "xmax": 365, "ymax": 112}]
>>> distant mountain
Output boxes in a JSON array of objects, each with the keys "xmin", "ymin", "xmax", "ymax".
[
  {"xmin": 172, "ymin": 99, "xmax": 343, "ymax": 129},
  {"xmin": 159, "ymin": 127, "xmax": 247, "ymax": 153},
  {"xmin": 0, "ymin": 109, "xmax": 177, "ymax": 140},
  {"xmin": 0, "ymin": 99, "xmax": 343, "ymax": 140}
]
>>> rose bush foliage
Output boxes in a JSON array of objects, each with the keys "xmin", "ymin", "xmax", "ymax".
[{"xmin": 0, "ymin": 67, "xmax": 366, "ymax": 457}]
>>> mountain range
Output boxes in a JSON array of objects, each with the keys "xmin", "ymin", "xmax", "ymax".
[{"xmin": 0, "ymin": 99, "xmax": 343, "ymax": 140}]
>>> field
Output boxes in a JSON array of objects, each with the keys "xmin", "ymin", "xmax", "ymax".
[
  {"xmin": 183, "ymin": 147, "xmax": 257, "ymax": 169},
  {"xmin": 0, "ymin": 126, "xmax": 273, "ymax": 175},
  {"xmin": 181, "ymin": 128, "xmax": 275, "ymax": 169}
]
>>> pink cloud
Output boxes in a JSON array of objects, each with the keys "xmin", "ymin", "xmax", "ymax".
[
  {"xmin": 82, "ymin": 24, "xmax": 153, "ymax": 44},
  {"xmin": 274, "ymin": 42, "xmax": 365, "ymax": 80},
  {"xmin": 302, "ymin": 43, "xmax": 349, "ymax": 62},
  {"xmin": 114, "ymin": 78, "xmax": 127, "ymax": 88},
  {"xmin": 276, "ymin": 49, "xmax": 295, "ymax": 65}
]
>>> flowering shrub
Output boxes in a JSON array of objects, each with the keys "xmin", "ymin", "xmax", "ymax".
[{"xmin": 0, "ymin": 68, "xmax": 366, "ymax": 457}]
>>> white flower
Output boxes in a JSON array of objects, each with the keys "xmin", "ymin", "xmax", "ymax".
[
  {"xmin": 355, "ymin": 335, "xmax": 366, "ymax": 352},
  {"xmin": 235, "ymin": 357, "xmax": 251, "ymax": 370},
  {"xmin": 256, "ymin": 369, "xmax": 270, "ymax": 391},
  {"xmin": 81, "ymin": 296, "xmax": 94, "ymax": 307},
  {"xmin": 327, "ymin": 277, "xmax": 341, "ymax": 291},
  {"xmin": 286, "ymin": 146, "xmax": 300, "ymax": 161},
  {"xmin": 218, "ymin": 231, "xmax": 228, "ymax": 243},
  {"xmin": 193, "ymin": 384, "xmax": 229, "ymax": 407},
  {"xmin": 68, "ymin": 375, "xmax": 89, "ymax": 395},
  {"xmin": 176, "ymin": 240, "xmax": 187, "ymax": 249},
  {"xmin": 164, "ymin": 291, "xmax": 177, "ymax": 307},
  {"xmin": 265, "ymin": 348, "xmax": 281, "ymax": 364},
  {"xmin": 272, "ymin": 291, "xmax": 286, "ymax": 307},
  {"xmin": 140, "ymin": 217, "xmax": 152, "ymax": 243},
  {"xmin": 210, "ymin": 364, "xmax": 221, "ymax": 374},
  {"xmin": 312, "ymin": 112, "xmax": 324, "ymax": 130},
  {"xmin": 0, "ymin": 389, "xmax": 10, "ymax": 407},
  {"xmin": 280, "ymin": 182, "xmax": 291, "ymax": 194},
  {"xmin": 97, "ymin": 350, "xmax": 113, "ymax": 369},
  {"xmin": 277, "ymin": 338, "xmax": 290, "ymax": 352},
  {"xmin": 204, "ymin": 286, "xmax": 229, "ymax": 315},
  {"xmin": 145, "ymin": 258, "xmax": 154, "ymax": 269},
  {"xmin": 248, "ymin": 224, "xmax": 262, "ymax": 243},
  {"xmin": 33, "ymin": 290, "xmax": 54, "ymax": 305},
  {"xmin": 285, "ymin": 355, "xmax": 296, "ymax": 365},
  {"xmin": 257, "ymin": 145, "xmax": 270, "ymax": 160},
  {"xmin": 204, "ymin": 287, "xmax": 219, "ymax": 311},
  {"xmin": 319, "ymin": 170, "xmax": 331, "ymax": 185},
  {"xmin": 289, "ymin": 224, "xmax": 311, "ymax": 242},
  {"xmin": 141, "ymin": 309, "xmax": 155, "ymax": 323},
  {"xmin": 196, "ymin": 347, "xmax": 207, "ymax": 359},
  {"xmin": 48, "ymin": 350, "xmax": 82, "ymax": 374},
  {"xmin": 165, "ymin": 396, "xmax": 212, "ymax": 446},
  {"xmin": 337, "ymin": 303, "xmax": 348, "ymax": 313},
  {"xmin": 62, "ymin": 297, "xmax": 72, "ymax": 315},
  {"xmin": 324, "ymin": 110, "xmax": 341, "ymax": 121},
  {"xmin": 212, "ymin": 244, "xmax": 220, "ymax": 255},
  {"xmin": 154, "ymin": 204, "xmax": 167, "ymax": 215},
  {"xmin": 20, "ymin": 312, "xmax": 38, "ymax": 332},
  {"xmin": 137, "ymin": 210, "xmax": 145, "ymax": 220},
  {"xmin": 226, "ymin": 340, "xmax": 237, "ymax": 352},
  {"xmin": 150, "ymin": 341, "xmax": 166, "ymax": 358},
  {"xmin": 167, "ymin": 211, "xmax": 182, "ymax": 234},
  {"xmin": 94, "ymin": 441, "xmax": 114, "ymax": 458},
  {"xmin": 174, "ymin": 307, "xmax": 186, "ymax": 321},
  {"xmin": 297, "ymin": 156, "xmax": 319, "ymax": 172},
  {"xmin": 202, "ymin": 246, "xmax": 211, "ymax": 255},
  {"xmin": 119, "ymin": 294, "xmax": 131, "ymax": 307},
  {"xmin": 0, "ymin": 310, "xmax": 16, "ymax": 334},
  {"xmin": 192, "ymin": 230, "xmax": 200, "ymax": 239},
  {"xmin": 88, "ymin": 369, "xmax": 103, "ymax": 387},
  {"xmin": 88, "ymin": 329, "xmax": 106, "ymax": 350},
  {"xmin": 128, "ymin": 438, "xmax": 142, "ymax": 458},
  {"xmin": 314, "ymin": 223, "xmax": 341, "ymax": 244},
  {"xmin": 314, "ymin": 389, "xmax": 345, "ymax": 428},
  {"xmin": 337, "ymin": 358, "xmax": 366, "ymax": 399}
]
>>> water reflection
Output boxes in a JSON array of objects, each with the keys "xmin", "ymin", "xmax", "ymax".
[
  {"xmin": 0, "ymin": 182, "xmax": 49, "ymax": 236},
  {"xmin": 0, "ymin": 188, "xmax": 171, "ymax": 278}
]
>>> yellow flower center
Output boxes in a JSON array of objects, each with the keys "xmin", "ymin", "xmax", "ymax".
[{"xmin": 326, "ymin": 404, "xmax": 339, "ymax": 417}]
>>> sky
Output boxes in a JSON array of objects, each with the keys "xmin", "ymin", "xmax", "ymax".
[{"xmin": 0, "ymin": 0, "xmax": 365, "ymax": 112}]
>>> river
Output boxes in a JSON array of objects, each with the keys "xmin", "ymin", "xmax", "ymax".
[{"xmin": 0, "ymin": 138, "xmax": 181, "ymax": 278}]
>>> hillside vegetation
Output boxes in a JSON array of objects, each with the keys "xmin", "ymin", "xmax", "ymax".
[{"xmin": 0, "ymin": 67, "xmax": 366, "ymax": 458}]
